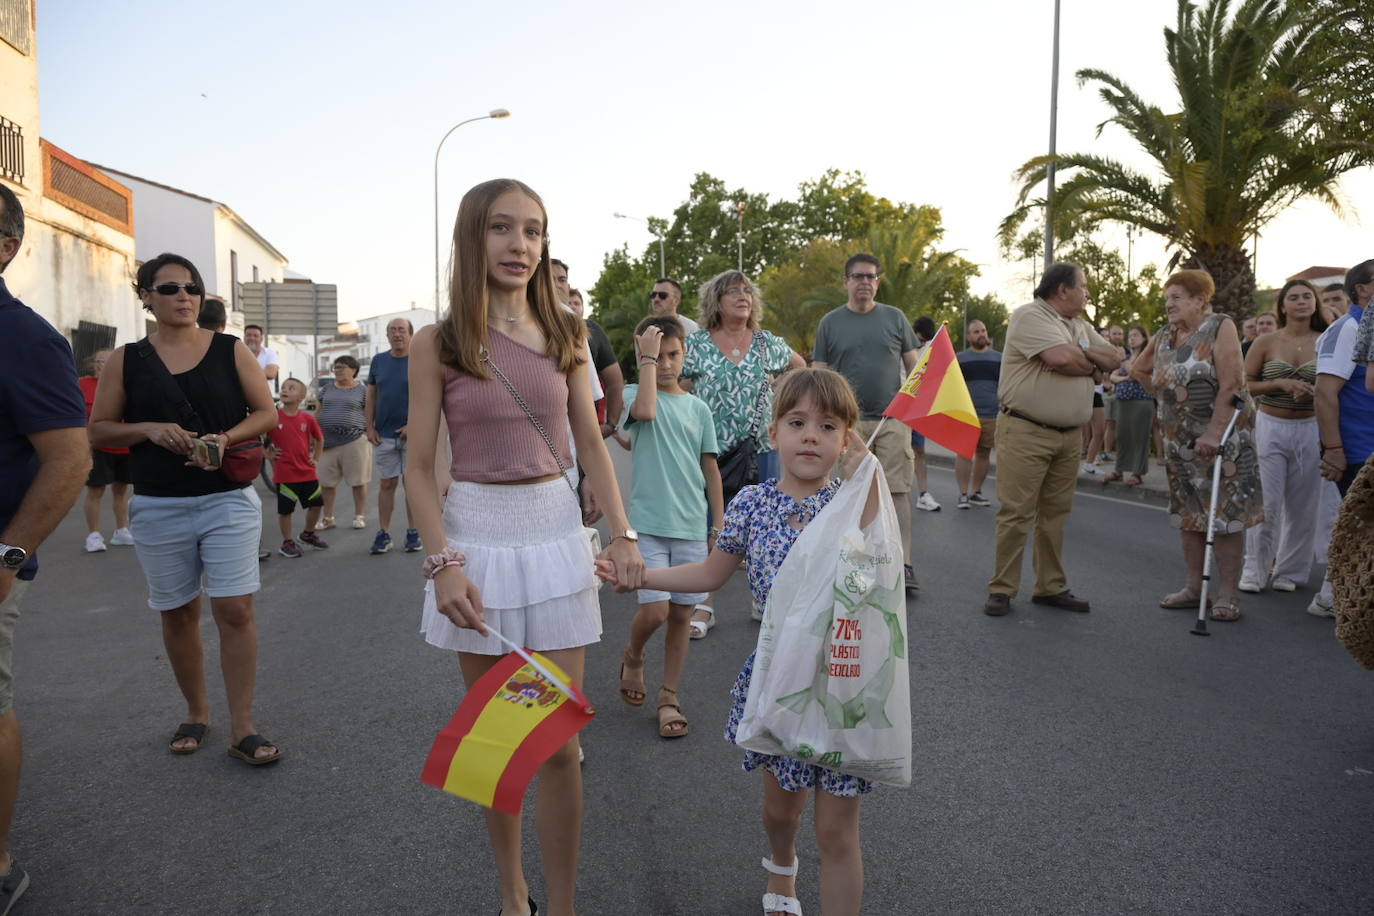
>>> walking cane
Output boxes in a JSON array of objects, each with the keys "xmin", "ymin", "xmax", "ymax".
[{"xmin": 1191, "ymin": 394, "xmax": 1247, "ymax": 637}]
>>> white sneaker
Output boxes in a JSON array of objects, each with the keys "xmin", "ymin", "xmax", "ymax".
[
  {"xmin": 84, "ymin": 532, "xmax": 107, "ymax": 553},
  {"xmin": 352, "ymin": 515, "xmax": 367, "ymax": 529},
  {"xmin": 915, "ymin": 492, "xmax": 941, "ymax": 512},
  {"xmin": 109, "ymin": 527, "xmax": 134, "ymax": 546},
  {"xmin": 1271, "ymin": 576, "xmax": 1298, "ymax": 592},
  {"xmin": 1237, "ymin": 577, "xmax": 1263, "ymax": 594},
  {"xmin": 1306, "ymin": 594, "xmax": 1335, "ymax": 618}
]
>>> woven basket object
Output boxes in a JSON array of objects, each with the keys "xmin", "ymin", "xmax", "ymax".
[{"xmin": 1332, "ymin": 460, "xmax": 1374, "ymax": 670}]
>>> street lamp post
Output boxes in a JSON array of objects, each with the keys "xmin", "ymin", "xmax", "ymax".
[
  {"xmin": 736, "ymin": 202, "xmax": 746, "ymax": 273},
  {"xmin": 434, "ymin": 108, "xmax": 510, "ymax": 312},
  {"xmin": 613, "ymin": 213, "xmax": 666, "ymax": 276},
  {"xmin": 1043, "ymin": 0, "xmax": 1062, "ymax": 270}
]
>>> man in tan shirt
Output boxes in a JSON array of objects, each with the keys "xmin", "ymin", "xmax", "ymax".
[{"xmin": 985, "ymin": 263, "xmax": 1120, "ymax": 616}]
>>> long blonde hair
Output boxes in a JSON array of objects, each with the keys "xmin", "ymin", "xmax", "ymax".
[
  {"xmin": 436, "ymin": 178, "xmax": 584, "ymax": 378},
  {"xmin": 697, "ymin": 270, "xmax": 763, "ymax": 331}
]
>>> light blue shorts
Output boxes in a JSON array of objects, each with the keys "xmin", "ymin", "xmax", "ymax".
[
  {"xmin": 637, "ymin": 533, "xmax": 709, "ymax": 606},
  {"xmin": 130, "ymin": 487, "xmax": 263, "ymax": 611},
  {"xmin": 375, "ymin": 436, "xmax": 407, "ymax": 479}
]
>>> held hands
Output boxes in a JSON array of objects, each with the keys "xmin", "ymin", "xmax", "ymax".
[
  {"xmin": 433, "ymin": 565, "xmax": 488, "ymax": 633},
  {"xmin": 595, "ymin": 538, "xmax": 646, "ymax": 592},
  {"xmin": 1320, "ymin": 447, "xmax": 1346, "ymax": 482},
  {"xmin": 635, "ymin": 325, "xmax": 663, "ymax": 361},
  {"xmin": 838, "ymin": 429, "xmax": 870, "ymax": 479}
]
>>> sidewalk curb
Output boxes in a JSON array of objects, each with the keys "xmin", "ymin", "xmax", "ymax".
[{"xmin": 925, "ymin": 453, "xmax": 1171, "ymax": 509}]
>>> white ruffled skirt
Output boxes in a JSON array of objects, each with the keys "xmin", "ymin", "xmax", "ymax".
[{"xmin": 420, "ymin": 478, "xmax": 602, "ymax": 654}]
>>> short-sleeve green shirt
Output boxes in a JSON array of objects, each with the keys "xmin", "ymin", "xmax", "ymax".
[
  {"xmin": 680, "ymin": 329, "xmax": 793, "ymax": 453},
  {"xmin": 811, "ymin": 303, "xmax": 920, "ymax": 419},
  {"xmin": 621, "ymin": 386, "xmax": 720, "ymax": 540}
]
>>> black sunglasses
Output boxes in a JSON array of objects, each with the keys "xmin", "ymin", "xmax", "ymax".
[
  {"xmin": 151, "ymin": 282, "xmax": 204, "ymax": 296},
  {"xmin": 649, "ymin": 291, "xmax": 672, "ymax": 300}
]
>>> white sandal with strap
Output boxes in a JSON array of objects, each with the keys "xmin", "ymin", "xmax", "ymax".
[
  {"xmin": 689, "ymin": 605, "xmax": 715, "ymax": 639},
  {"xmin": 761, "ymin": 856, "xmax": 802, "ymax": 915}
]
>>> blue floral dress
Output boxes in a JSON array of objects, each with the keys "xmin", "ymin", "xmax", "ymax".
[{"xmin": 715, "ymin": 479, "xmax": 874, "ymax": 797}]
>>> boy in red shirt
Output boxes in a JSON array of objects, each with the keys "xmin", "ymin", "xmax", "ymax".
[{"xmin": 266, "ymin": 378, "xmax": 327, "ymax": 558}]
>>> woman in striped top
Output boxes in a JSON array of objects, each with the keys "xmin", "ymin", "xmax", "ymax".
[{"xmin": 1240, "ymin": 279, "xmax": 1327, "ymax": 594}]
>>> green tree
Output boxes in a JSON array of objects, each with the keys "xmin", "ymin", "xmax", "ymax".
[
  {"xmin": 1003, "ymin": 0, "xmax": 1374, "ymax": 319},
  {"xmin": 758, "ymin": 239, "xmax": 848, "ymax": 356}
]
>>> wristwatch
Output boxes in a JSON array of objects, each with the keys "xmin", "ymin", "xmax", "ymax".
[
  {"xmin": 610, "ymin": 528, "xmax": 639, "ymax": 544},
  {"xmin": 0, "ymin": 543, "xmax": 27, "ymax": 570}
]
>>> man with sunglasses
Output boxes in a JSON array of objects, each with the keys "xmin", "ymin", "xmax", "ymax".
[
  {"xmin": 0, "ymin": 183, "xmax": 93, "ymax": 914},
  {"xmin": 812, "ymin": 253, "xmax": 922, "ymax": 597},
  {"xmin": 649, "ymin": 278, "xmax": 699, "ymax": 335}
]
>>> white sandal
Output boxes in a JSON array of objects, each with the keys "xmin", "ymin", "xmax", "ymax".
[
  {"xmin": 689, "ymin": 605, "xmax": 715, "ymax": 640},
  {"xmin": 761, "ymin": 856, "xmax": 802, "ymax": 915}
]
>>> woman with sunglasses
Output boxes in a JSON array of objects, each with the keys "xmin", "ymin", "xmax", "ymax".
[
  {"xmin": 679, "ymin": 271, "xmax": 805, "ymax": 636},
  {"xmin": 89, "ymin": 253, "xmax": 281, "ymax": 764},
  {"xmin": 407, "ymin": 179, "xmax": 643, "ymax": 916}
]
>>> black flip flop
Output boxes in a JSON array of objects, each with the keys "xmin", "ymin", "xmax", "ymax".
[
  {"xmin": 169, "ymin": 722, "xmax": 208, "ymax": 755},
  {"xmin": 227, "ymin": 733, "xmax": 282, "ymax": 766},
  {"xmin": 498, "ymin": 897, "xmax": 537, "ymax": 915}
]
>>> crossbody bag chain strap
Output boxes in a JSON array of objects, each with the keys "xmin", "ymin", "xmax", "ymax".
[
  {"xmin": 480, "ymin": 349, "xmax": 579, "ymax": 496},
  {"xmin": 745, "ymin": 331, "xmax": 769, "ymax": 438}
]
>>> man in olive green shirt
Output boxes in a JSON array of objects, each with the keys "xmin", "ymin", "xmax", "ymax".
[{"xmin": 985, "ymin": 263, "xmax": 1120, "ymax": 616}]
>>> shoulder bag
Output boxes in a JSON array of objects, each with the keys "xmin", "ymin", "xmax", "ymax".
[
  {"xmin": 480, "ymin": 349, "xmax": 603, "ymax": 557},
  {"xmin": 716, "ymin": 332, "xmax": 770, "ymax": 496},
  {"xmin": 132, "ymin": 337, "xmax": 265, "ymax": 483}
]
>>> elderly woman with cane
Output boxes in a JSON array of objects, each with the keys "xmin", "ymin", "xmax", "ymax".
[{"xmin": 1131, "ymin": 270, "xmax": 1264, "ymax": 621}]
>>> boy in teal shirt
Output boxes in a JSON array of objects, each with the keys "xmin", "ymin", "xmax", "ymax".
[{"xmin": 617, "ymin": 317, "xmax": 724, "ymax": 739}]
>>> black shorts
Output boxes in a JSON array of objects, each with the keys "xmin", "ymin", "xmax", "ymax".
[
  {"xmin": 87, "ymin": 449, "xmax": 132, "ymax": 487},
  {"xmin": 276, "ymin": 480, "xmax": 324, "ymax": 515}
]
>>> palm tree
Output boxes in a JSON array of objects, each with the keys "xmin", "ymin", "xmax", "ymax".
[{"xmin": 1003, "ymin": 0, "xmax": 1373, "ymax": 317}]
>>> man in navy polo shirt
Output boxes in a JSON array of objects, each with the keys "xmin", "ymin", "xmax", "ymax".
[
  {"xmin": 0, "ymin": 184, "xmax": 92, "ymax": 913},
  {"xmin": 1311, "ymin": 258, "xmax": 1374, "ymax": 617}
]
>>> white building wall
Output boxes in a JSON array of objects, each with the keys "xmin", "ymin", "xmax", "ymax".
[
  {"xmin": 355, "ymin": 307, "xmax": 438, "ymax": 367},
  {"xmin": 213, "ymin": 209, "xmax": 286, "ymax": 311},
  {"xmin": 95, "ymin": 172, "xmax": 217, "ymax": 289}
]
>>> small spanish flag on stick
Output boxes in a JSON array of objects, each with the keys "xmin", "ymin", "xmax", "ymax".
[
  {"xmin": 421, "ymin": 629, "xmax": 595, "ymax": 814},
  {"xmin": 880, "ymin": 324, "xmax": 982, "ymax": 459}
]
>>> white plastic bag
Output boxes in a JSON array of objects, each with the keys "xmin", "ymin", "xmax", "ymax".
[{"xmin": 735, "ymin": 453, "xmax": 912, "ymax": 786}]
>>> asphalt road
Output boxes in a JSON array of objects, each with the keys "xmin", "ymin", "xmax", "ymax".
[{"xmin": 9, "ymin": 453, "xmax": 1373, "ymax": 915}]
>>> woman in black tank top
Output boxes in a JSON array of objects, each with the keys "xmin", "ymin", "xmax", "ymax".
[{"xmin": 89, "ymin": 253, "xmax": 280, "ymax": 764}]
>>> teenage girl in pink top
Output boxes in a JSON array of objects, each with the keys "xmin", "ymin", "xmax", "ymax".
[{"xmin": 407, "ymin": 178, "xmax": 645, "ymax": 916}]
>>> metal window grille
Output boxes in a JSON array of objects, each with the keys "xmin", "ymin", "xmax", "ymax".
[
  {"xmin": 71, "ymin": 320, "xmax": 117, "ymax": 373},
  {"xmin": 0, "ymin": 116, "xmax": 21, "ymax": 184},
  {"xmin": 49, "ymin": 156, "xmax": 128, "ymax": 224}
]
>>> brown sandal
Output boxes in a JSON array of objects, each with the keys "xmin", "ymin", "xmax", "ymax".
[
  {"xmin": 1102, "ymin": 471, "xmax": 1124, "ymax": 483},
  {"xmin": 1125, "ymin": 475, "xmax": 1143, "ymax": 487},
  {"xmin": 656, "ymin": 686, "xmax": 688, "ymax": 738},
  {"xmin": 618, "ymin": 649, "xmax": 646, "ymax": 706},
  {"xmin": 1209, "ymin": 597, "xmax": 1242, "ymax": 622}
]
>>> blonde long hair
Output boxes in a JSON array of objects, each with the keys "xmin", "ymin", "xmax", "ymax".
[
  {"xmin": 436, "ymin": 178, "xmax": 584, "ymax": 378},
  {"xmin": 697, "ymin": 270, "xmax": 763, "ymax": 331}
]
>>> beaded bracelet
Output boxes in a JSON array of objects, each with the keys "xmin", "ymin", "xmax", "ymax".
[{"xmin": 422, "ymin": 547, "xmax": 468, "ymax": 579}]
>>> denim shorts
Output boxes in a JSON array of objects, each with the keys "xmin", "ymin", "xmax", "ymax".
[
  {"xmin": 375, "ymin": 436, "xmax": 407, "ymax": 479},
  {"xmin": 637, "ymin": 533, "xmax": 709, "ymax": 606},
  {"xmin": 129, "ymin": 487, "xmax": 263, "ymax": 611}
]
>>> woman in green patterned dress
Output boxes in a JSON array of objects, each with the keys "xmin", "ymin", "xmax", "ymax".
[
  {"xmin": 679, "ymin": 270, "xmax": 804, "ymax": 635},
  {"xmin": 1131, "ymin": 269, "xmax": 1264, "ymax": 621}
]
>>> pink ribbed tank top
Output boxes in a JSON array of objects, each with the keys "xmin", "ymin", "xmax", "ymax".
[{"xmin": 444, "ymin": 329, "xmax": 571, "ymax": 483}]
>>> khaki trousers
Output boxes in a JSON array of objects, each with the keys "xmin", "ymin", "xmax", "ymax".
[{"xmin": 988, "ymin": 413, "xmax": 1081, "ymax": 597}]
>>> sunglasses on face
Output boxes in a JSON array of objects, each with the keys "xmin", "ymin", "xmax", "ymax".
[
  {"xmin": 150, "ymin": 282, "xmax": 204, "ymax": 296},
  {"xmin": 846, "ymin": 272, "xmax": 879, "ymax": 282},
  {"xmin": 649, "ymin": 291, "xmax": 671, "ymax": 301}
]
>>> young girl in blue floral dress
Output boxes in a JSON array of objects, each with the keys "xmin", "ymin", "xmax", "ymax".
[{"xmin": 600, "ymin": 367, "xmax": 876, "ymax": 916}]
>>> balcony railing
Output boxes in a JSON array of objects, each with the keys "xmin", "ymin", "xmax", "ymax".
[
  {"xmin": 0, "ymin": 116, "xmax": 21, "ymax": 184},
  {"xmin": 41, "ymin": 140, "xmax": 133, "ymax": 235}
]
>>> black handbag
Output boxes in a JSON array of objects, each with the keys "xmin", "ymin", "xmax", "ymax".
[{"xmin": 716, "ymin": 333, "xmax": 770, "ymax": 496}]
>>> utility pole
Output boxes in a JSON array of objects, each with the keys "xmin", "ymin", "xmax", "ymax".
[
  {"xmin": 737, "ymin": 202, "xmax": 746, "ymax": 273},
  {"xmin": 1043, "ymin": 0, "xmax": 1062, "ymax": 271}
]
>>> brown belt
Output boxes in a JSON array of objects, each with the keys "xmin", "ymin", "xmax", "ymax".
[{"xmin": 1001, "ymin": 406, "xmax": 1076, "ymax": 433}]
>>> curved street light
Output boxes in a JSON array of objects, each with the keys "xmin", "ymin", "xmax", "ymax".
[
  {"xmin": 613, "ymin": 212, "xmax": 666, "ymax": 277},
  {"xmin": 434, "ymin": 109, "xmax": 511, "ymax": 311}
]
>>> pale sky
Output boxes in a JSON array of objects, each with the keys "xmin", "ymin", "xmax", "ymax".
[{"xmin": 35, "ymin": 0, "xmax": 1371, "ymax": 323}]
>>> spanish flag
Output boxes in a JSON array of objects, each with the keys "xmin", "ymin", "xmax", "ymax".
[
  {"xmin": 882, "ymin": 325, "xmax": 981, "ymax": 458},
  {"xmin": 421, "ymin": 648, "xmax": 595, "ymax": 814}
]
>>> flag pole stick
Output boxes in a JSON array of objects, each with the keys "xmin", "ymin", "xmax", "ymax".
[
  {"xmin": 865, "ymin": 417, "xmax": 886, "ymax": 449},
  {"xmin": 484, "ymin": 624, "xmax": 581, "ymax": 702}
]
